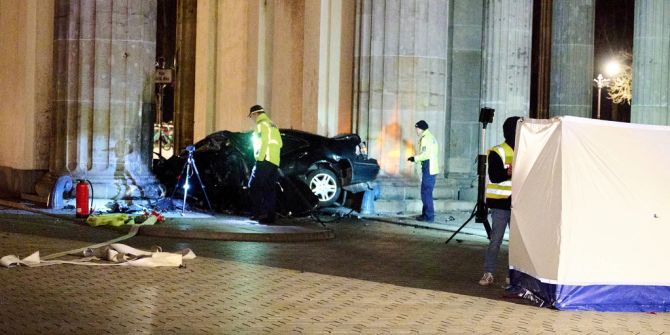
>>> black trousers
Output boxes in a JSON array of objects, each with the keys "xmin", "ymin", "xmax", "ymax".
[{"xmin": 248, "ymin": 160, "xmax": 279, "ymax": 219}]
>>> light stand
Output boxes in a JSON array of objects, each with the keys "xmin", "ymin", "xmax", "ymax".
[
  {"xmin": 594, "ymin": 73, "xmax": 609, "ymax": 120},
  {"xmin": 156, "ymin": 83, "xmax": 166, "ymax": 158},
  {"xmin": 445, "ymin": 107, "xmax": 494, "ymax": 244},
  {"xmin": 170, "ymin": 145, "xmax": 213, "ymax": 215}
]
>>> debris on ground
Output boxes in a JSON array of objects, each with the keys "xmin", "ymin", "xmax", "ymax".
[{"xmin": 1, "ymin": 243, "xmax": 196, "ymax": 268}]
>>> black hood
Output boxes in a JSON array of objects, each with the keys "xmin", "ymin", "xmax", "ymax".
[{"xmin": 503, "ymin": 116, "xmax": 521, "ymax": 149}]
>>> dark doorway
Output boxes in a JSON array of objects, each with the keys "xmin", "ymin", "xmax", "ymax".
[
  {"xmin": 529, "ymin": 0, "xmax": 552, "ymax": 119},
  {"xmin": 593, "ymin": 0, "xmax": 634, "ymax": 122},
  {"xmin": 155, "ymin": 0, "xmax": 177, "ymax": 159},
  {"xmin": 531, "ymin": 0, "xmax": 634, "ymax": 122},
  {"xmin": 157, "ymin": 0, "xmax": 176, "ymax": 123}
]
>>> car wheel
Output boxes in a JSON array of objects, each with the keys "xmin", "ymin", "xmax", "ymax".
[{"xmin": 307, "ymin": 168, "xmax": 341, "ymax": 207}]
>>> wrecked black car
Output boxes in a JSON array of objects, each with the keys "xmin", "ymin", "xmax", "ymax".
[{"xmin": 155, "ymin": 129, "xmax": 380, "ymax": 214}]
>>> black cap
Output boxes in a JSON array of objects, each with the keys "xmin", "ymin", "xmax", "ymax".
[
  {"xmin": 415, "ymin": 120, "xmax": 429, "ymax": 130},
  {"xmin": 248, "ymin": 104, "xmax": 265, "ymax": 116}
]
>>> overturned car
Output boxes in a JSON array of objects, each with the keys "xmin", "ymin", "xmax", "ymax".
[{"xmin": 155, "ymin": 129, "xmax": 380, "ymax": 214}]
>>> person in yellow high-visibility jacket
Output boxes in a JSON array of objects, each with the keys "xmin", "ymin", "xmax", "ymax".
[
  {"xmin": 479, "ymin": 116, "xmax": 520, "ymax": 286},
  {"xmin": 247, "ymin": 104, "xmax": 283, "ymax": 224},
  {"xmin": 407, "ymin": 120, "xmax": 439, "ymax": 222}
]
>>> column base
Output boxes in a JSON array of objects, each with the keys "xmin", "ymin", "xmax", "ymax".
[
  {"xmin": 36, "ymin": 170, "xmax": 165, "ymax": 209},
  {"xmin": 0, "ymin": 166, "xmax": 47, "ymax": 198}
]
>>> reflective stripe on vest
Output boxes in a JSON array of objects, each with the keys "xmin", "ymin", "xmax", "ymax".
[
  {"xmin": 415, "ymin": 130, "xmax": 439, "ymax": 175},
  {"xmin": 258, "ymin": 121, "xmax": 275, "ymax": 159},
  {"xmin": 485, "ymin": 143, "xmax": 513, "ymax": 199},
  {"xmin": 253, "ymin": 114, "xmax": 282, "ymax": 166}
]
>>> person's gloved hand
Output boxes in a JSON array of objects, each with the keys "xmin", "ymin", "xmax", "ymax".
[{"xmin": 407, "ymin": 156, "xmax": 415, "ymax": 162}]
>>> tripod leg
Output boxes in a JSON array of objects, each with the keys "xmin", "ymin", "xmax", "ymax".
[
  {"xmin": 170, "ymin": 160, "xmax": 189, "ymax": 199},
  {"xmin": 445, "ymin": 209, "xmax": 477, "ymax": 244},
  {"xmin": 190, "ymin": 160, "xmax": 214, "ymax": 212},
  {"xmin": 182, "ymin": 162, "xmax": 191, "ymax": 215}
]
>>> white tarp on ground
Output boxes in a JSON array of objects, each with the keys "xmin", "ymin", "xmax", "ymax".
[{"xmin": 509, "ymin": 116, "xmax": 670, "ymax": 311}]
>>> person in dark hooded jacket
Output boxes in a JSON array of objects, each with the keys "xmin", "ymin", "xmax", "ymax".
[{"xmin": 479, "ymin": 116, "xmax": 521, "ymax": 286}]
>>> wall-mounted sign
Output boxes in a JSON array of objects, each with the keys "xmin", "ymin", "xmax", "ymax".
[{"xmin": 155, "ymin": 69, "xmax": 173, "ymax": 84}]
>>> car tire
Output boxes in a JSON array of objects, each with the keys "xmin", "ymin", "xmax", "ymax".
[{"xmin": 307, "ymin": 168, "xmax": 341, "ymax": 207}]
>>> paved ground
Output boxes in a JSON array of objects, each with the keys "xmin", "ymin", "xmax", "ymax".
[{"xmin": 0, "ymin": 206, "xmax": 668, "ymax": 334}]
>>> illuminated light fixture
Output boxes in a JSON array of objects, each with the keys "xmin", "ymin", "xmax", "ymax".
[
  {"xmin": 251, "ymin": 134, "xmax": 261, "ymax": 154},
  {"xmin": 605, "ymin": 60, "xmax": 621, "ymax": 77},
  {"xmin": 593, "ymin": 59, "xmax": 621, "ymax": 120}
]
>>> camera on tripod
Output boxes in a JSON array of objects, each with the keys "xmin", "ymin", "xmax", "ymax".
[
  {"xmin": 171, "ymin": 144, "xmax": 213, "ymax": 214},
  {"xmin": 445, "ymin": 107, "xmax": 495, "ymax": 244},
  {"xmin": 479, "ymin": 107, "xmax": 494, "ymax": 127}
]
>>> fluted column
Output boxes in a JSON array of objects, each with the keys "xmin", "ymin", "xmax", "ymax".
[
  {"xmin": 631, "ymin": 0, "xmax": 670, "ymax": 125},
  {"xmin": 549, "ymin": 0, "xmax": 594, "ymax": 117},
  {"xmin": 354, "ymin": 0, "xmax": 449, "ymax": 177},
  {"xmin": 445, "ymin": 0, "xmax": 484, "ymax": 181},
  {"xmin": 36, "ymin": 0, "xmax": 162, "ymax": 202},
  {"xmin": 481, "ymin": 0, "xmax": 533, "ymax": 148},
  {"xmin": 174, "ymin": 0, "xmax": 197, "ymax": 151}
]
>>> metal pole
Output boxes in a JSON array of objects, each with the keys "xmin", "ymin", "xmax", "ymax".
[
  {"xmin": 593, "ymin": 73, "xmax": 608, "ymax": 120},
  {"xmin": 480, "ymin": 127, "xmax": 487, "ymax": 156},
  {"xmin": 181, "ymin": 156, "xmax": 191, "ymax": 215},
  {"xmin": 597, "ymin": 86, "xmax": 602, "ymax": 119},
  {"xmin": 446, "ymin": 121, "xmax": 492, "ymax": 244},
  {"xmin": 156, "ymin": 85, "xmax": 164, "ymax": 157}
]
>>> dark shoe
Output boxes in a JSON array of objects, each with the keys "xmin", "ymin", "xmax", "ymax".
[{"xmin": 415, "ymin": 215, "xmax": 434, "ymax": 223}]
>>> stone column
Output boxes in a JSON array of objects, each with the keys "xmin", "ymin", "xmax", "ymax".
[
  {"xmin": 0, "ymin": 0, "xmax": 54, "ymax": 197},
  {"xmin": 631, "ymin": 0, "xmax": 670, "ymax": 125},
  {"xmin": 190, "ymin": 0, "xmax": 354, "ymax": 142},
  {"xmin": 445, "ymin": 0, "xmax": 484, "ymax": 182},
  {"xmin": 36, "ymin": 0, "xmax": 162, "ymax": 204},
  {"xmin": 306, "ymin": 0, "xmax": 355, "ymax": 137},
  {"xmin": 174, "ymin": 0, "xmax": 197, "ymax": 150},
  {"xmin": 354, "ymin": 0, "xmax": 449, "ymax": 177},
  {"xmin": 549, "ymin": 0, "xmax": 594, "ymax": 118},
  {"xmin": 481, "ymin": 0, "xmax": 533, "ymax": 148},
  {"xmin": 193, "ymin": 0, "xmax": 285, "ymax": 141}
]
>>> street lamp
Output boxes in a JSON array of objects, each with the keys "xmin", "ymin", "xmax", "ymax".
[
  {"xmin": 605, "ymin": 61, "xmax": 621, "ymax": 77},
  {"xmin": 593, "ymin": 74, "xmax": 609, "ymax": 120},
  {"xmin": 593, "ymin": 60, "xmax": 621, "ymax": 119}
]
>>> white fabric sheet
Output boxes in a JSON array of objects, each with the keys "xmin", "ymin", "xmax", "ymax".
[{"xmin": 510, "ymin": 116, "xmax": 670, "ymax": 285}]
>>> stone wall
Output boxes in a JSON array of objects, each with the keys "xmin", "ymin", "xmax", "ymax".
[
  {"xmin": 0, "ymin": 0, "xmax": 53, "ymax": 196},
  {"xmin": 354, "ymin": 0, "xmax": 450, "ymax": 177}
]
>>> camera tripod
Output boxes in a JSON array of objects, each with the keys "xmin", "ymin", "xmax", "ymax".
[
  {"xmin": 170, "ymin": 145, "xmax": 213, "ymax": 215},
  {"xmin": 445, "ymin": 108, "xmax": 494, "ymax": 244}
]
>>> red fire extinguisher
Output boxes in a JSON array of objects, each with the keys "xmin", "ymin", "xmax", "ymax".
[{"xmin": 75, "ymin": 180, "xmax": 91, "ymax": 218}]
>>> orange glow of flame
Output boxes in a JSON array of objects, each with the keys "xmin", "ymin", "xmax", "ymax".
[{"xmin": 368, "ymin": 115, "xmax": 417, "ymax": 176}]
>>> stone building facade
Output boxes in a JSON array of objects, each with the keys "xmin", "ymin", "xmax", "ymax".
[{"xmin": 0, "ymin": 0, "xmax": 667, "ymax": 204}]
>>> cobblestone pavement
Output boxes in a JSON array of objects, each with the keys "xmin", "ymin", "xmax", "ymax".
[{"xmin": 0, "ymin": 209, "xmax": 668, "ymax": 334}]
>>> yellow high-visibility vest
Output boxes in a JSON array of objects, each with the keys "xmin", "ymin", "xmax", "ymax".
[
  {"xmin": 253, "ymin": 113, "xmax": 283, "ymax": 166},
  {"xmin": 414, "ymin": 129, "xmax": 439, "ymax": 175},
  {"xmin": 485, "ymin": 142, "xmax": 514, "ymax": 199}
]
